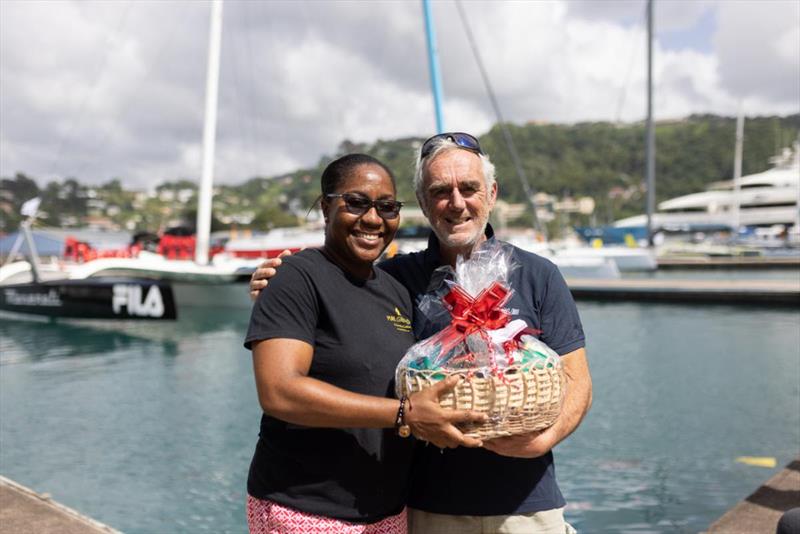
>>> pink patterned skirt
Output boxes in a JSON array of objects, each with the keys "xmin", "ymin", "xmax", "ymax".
[{"xmin": 247, "ymin": 495, "xmax": 407, "ymax": 534}]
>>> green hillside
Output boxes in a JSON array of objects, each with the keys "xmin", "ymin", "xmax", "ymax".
[
  {"xmin": 260, "ymin": 113, "xmax": 799, "ymax": 223},
  {"xmin": 1, "ymin": 114, "xmax": 797, "ymax": 233}
]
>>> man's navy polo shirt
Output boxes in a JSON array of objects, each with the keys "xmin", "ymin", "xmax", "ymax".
[{"xmin": 379, "ymin": 225, "xmax": 585, "ymax": 515}]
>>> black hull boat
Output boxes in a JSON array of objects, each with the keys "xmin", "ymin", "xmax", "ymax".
[{"xmin": 0, "ymin": 278, "xmax": 177, "ymax": 320}]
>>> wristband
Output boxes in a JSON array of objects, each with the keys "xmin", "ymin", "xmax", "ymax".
[{"xmin": 395, "ymin": 396, "xmax": 411, "ymax": 438}]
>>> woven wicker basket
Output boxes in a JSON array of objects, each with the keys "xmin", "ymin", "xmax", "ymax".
[{"xmin": 398, "ymin": 363, "xmax": 564, "ymax": 440}]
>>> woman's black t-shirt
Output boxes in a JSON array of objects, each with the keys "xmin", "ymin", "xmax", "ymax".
[{"xmin": 243, "ymin": 248, "xmax": 416, "ymax": 523}]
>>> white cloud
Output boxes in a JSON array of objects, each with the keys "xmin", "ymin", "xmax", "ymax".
[
  {"xmin": 1, "ymin": 0, "xmax": 797, "ymax": 189},
  {"xmin": 714, "ymin": 0, "xmax": 800, "ymax": 104}
]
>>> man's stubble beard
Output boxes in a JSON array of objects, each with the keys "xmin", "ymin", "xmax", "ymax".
[{"xmin": 433, "ymin": 211, "xmax": 490, "ymax": 253}]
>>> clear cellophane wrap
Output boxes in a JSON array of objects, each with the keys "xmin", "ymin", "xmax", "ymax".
[{"xmin": 395, "ymin": 241, "xmax": 565, "ymax": 439}]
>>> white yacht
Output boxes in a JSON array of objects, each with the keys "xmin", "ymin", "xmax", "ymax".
[{"xmin": 614, "ymin": 146, "xmax": 800, "ymax": 231}]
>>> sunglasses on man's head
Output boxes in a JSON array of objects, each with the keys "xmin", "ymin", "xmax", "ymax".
[
  {"xmin": 420, "ymin": 132, "xmax": 483, "ymax": 159},
  {"xmin": 325, "ymin": 193, "xmax": 403, "ymax": 220}
]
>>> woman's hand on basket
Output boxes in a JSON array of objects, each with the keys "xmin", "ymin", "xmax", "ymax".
[
  {"xmin": 481, "ymin": 426, "xmax": 558, "ymax": 458},
  {"xmin": 404, "ymin": 376, "xmax": 487, "ymax": 449},
  {"xmin": 249, "ymin": 250, "xmax": 293, "ymax": 302}
]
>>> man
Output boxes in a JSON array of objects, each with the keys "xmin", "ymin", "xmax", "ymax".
[{"xmin": 250, "ymin": 132, "xmax": 592, "ymax": 533}]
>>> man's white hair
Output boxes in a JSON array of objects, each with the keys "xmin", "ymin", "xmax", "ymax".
[{"xmin": 413, "ymin": 138, "xmax": 496, "ymax": 210}]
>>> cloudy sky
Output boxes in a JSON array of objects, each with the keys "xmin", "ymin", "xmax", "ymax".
[{"xmin": 1, "ymin": 0, "xmax": 798, "ymax": 190}]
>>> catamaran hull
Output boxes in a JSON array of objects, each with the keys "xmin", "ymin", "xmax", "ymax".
[
  {"xmin": 0, "ymin": 259, "xmax": 255, "ymax": 311},
  {"xmin": 0, "ymin": 279, "xmax": 177, "ymax": 320}
]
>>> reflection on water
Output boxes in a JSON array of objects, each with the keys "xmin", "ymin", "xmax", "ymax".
[
  {"xmin": 0, "ymin": 308, "xmax": 252, "ymax": 364},
  {"xmin": 1, "ymin": 303, "xmax": 798, "ymax": 534},
  {"xmin": 1, "ymin": 307, "xmax": 256, "ymax": 534}
]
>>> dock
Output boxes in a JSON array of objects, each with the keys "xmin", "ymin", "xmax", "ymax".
[
  {"xmin": 0, "ymin": 476, "xmax": 121, "ymax": 534},
  {"xmin": 706, "ymin": 457, "xmax": 800, "ymax": 533},
  {"xmin": 566, "ymin": 278, "xmax": 800, "ymax": 305},
  {"xmin": 658, "ymin": 256, "xmax": 800, "ymax": 269}
]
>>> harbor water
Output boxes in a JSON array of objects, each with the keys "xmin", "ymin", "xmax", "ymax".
[{"xmin": 1, "ymin": 297, "xmax": 798, "ymax": 533}]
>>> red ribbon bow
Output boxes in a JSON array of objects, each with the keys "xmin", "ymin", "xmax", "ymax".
[
  {"xmin": 422, "ymin": 281, "xmax": 543, "ymax": 383},
  {"xmin": 425, "ymin": 281, "xmax": 512, "ymax": 365},
  {"xmin": 443, "ymin": 281, "xmax": 512, "ymax": 335}
]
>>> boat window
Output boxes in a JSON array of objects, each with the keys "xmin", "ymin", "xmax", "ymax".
[
  {"xmin": 740, "ymin": 201, "xmax": 797, "ymax": 209},
  {"xmin": 740, "ymin": 183, "xmax": 773, "ymax": 189},
  {"xmin": 661, "ymin": 207, "xmax": 708, "ymax": 213}
]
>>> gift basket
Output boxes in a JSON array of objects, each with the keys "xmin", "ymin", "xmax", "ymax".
[{"xmin": 395, "ymin": 242, "xmax": 565, "ymax": 440}]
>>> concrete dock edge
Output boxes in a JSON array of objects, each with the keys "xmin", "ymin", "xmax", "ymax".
[
  {"xmin": 0, "ymin": 475, "xmax": 122, "ymax": 534},
  {"xmin": 566, "ymin": 278, "xmax": 800, "ymax": 305},
  {"xmin": 706, "ymin": 457, "xmax": 800, "ymax": 533}
]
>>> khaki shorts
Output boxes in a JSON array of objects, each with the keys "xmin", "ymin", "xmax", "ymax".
[{"xmin": 408, "ymin": 506, "xmax": 577, "ymax": 534}]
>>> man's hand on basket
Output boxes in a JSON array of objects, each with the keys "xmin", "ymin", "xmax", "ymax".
[
  {"xmin": 481, "ymin": 426, "xmax": 558, "ymax": 458},
  {"xmin": 249, "ymin": 249, "xmax": 293, "ymax": 302},
  {"xmin": 485, "ymin": 347, "xmax": 593, "ymax": 458},
  {"xmin": 405, "ymin": 376, "xmax": 487, "ymax": 449}
]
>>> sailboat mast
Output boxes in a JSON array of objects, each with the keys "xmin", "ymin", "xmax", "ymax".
[
  {"xmin": 645, "ymin": 0, "xmax": 656, "ymax": 246},
  {"xmin": 20, "ymin": 220, "xmax": 42, "ymax": 283},
  {"xmin": 422, "ymin": 0, "xmax": 445, "ymax": 133},
  {"xmin": 731, "ymin": 107, "xmax": 744, "ymax": 232},
  {"xmin": 794, "ymin": 137, "xmax": 800, "ymax": 232},
  {"xmin": 195, "ymin": 0, "xmax": 224, "ymax": 265},
  {"xmin": 453, "ymin": 0, "xmax": 545, "ymax": 238}
]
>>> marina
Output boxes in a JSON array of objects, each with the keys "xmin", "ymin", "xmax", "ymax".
[
  {"xmin": 1, "ymin": 297, "xmax": 798, "ymax": 534},
  {"xmin": 1, "ymin": 1, "xmax": 798, "ymax": 533}
]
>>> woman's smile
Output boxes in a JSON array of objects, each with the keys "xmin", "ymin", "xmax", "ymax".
[{"xmin": 323, "ymin": 162, "xmax": 401, "ymax": 278}]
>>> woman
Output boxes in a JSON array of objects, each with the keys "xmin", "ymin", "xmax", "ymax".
[{"xmin": 244, "ymin": 154, "xmax": 484, "ymax": 534}]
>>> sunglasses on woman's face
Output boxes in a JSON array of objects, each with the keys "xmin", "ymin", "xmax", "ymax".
[
  {"xmin": 325, "ymin": 193, "xmax": 403, "ymax": 220},
  {"xmin": 420, "ymin": 132, "xmax": 483, "ymax": 159}
]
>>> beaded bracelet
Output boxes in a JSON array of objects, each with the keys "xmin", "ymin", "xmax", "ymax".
[{"xmin": 395, "ymin": 395, "xmax": 411, "ymax": 438}]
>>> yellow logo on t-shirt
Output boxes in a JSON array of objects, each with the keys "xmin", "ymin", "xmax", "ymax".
[{"xmin": 386, "ymin": 307, "xmax": 412, "ymax": 333}]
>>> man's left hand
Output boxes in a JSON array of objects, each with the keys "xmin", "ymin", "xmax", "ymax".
[
  {"xmin": 484, "ymin": 348, "xmax": 592, "ymax": 459},
  {"xmin": 481, "ymin": 426, "xmax": 559, "ymax": 458}
]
